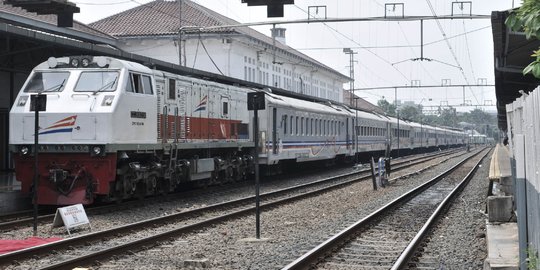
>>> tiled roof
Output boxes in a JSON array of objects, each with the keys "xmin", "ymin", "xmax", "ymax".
[
  {"xmin": 0, "ymin": 2, "xmax": 115, "ymax": 41},
  {"xmin": 90, "ymin": 0, "xmax": 348, "ymax": 79},
  {"xmin": 90, "ymin": 0, "xmax": 236, "ymax": 36}
]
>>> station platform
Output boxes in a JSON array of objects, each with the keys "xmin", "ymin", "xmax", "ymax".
[
  {"xmin": 484, "ymin": 144, "xmax": 519, "ymax": 270},
  {"xmin": 488, "ymin": 144, "xmax": 513, "ymax": 196},
  {"xmin": 0, "ymin": 172, "xmax": 30, "ymax": 214}
]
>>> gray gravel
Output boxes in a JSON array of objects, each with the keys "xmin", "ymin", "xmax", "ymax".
[
  {"xmin": 91, "ymin": 149, "xmax": 483, "ymax": 269},
  {"xmin": 410, "ymin": 149, "xmax": 490, "ymax": 270}
]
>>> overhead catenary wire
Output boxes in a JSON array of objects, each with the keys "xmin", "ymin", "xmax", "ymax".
[
  {"xmin": 462, "ymin": 21, "xmax": 477, "ymax": 84},
  {"xmin": 293, "ymin": 4, "xmax": 410, "ymax": 84},
  {"xmin": 198, "ymin": 32, "xmax": 224, "ymax": 75},
  {"xmin": 294, "ymin": 25, "xmax": 491, "ymax": 51},
  {"xmin": 425, "ymin": 0, "xmax": 479, "ymax": 105}
]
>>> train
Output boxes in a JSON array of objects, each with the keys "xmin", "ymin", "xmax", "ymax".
[{"xmin": 9, "ymin": 56, "xmax": 467, "ymax": 205}]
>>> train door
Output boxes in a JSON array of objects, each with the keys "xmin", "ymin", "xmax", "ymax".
[
  {"xmin": 220, "ymin": 95, "xmax": 230, "ymax": 140},
  {"xmin": 191, "ymin": 82, "xmax": 208, "ymax": 140},
  {"xmin": 272, "ymin": 107, "xmax": 278, "ymax": 154},
  {"xmin": 385, "ymin": 122, "xmax": 391, "ymax": 157},
  {"xmin": 165, "ymin": 77, "xmax": 179, "ymax": 142},
  {"xmin": 0, "ymin": 108, "xmax": 7, "ymax": 170},
  {"xmin": 346, "ymin": 118, "xmax": 350, "ymax": 150}
]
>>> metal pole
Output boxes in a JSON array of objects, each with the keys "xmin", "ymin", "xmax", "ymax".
[
  {"xmin": 253, "ymin": 108, "xmax": 260, "ymax": 239},
  {"xmin": 395, "ymin": 87, "xmax": 399, "ymax": 157},
  {"xmin": 33, "ymin": 103, "xmax": 39, "ymax": 236},
  {"xmin": 514, "ymin": 135, "xmax": 527, "ymax": 270},
  {"xmin": 178, "ymin": 0, "xmax": 183, "ymax": 66},
  {"xmin": 420, "ymin": 19, "xmax": 423, "ymax": 59},
  {"xmin": 463, "ymin": 85, "xmax": 465, "ymax": 105}
]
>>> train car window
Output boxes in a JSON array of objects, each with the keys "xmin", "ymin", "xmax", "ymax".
[
  {"xmin": 311, "ymin": 119, "xmax": 314, "ymax": 135},
  {"xmin": 168, "ymin": 79, "xmax": 176, "ymax": 99},
  {"xmin": 24, "ymin": 71, "xmax": 70, "ymax": 92},
  {"xmin": 295, "ymin": 116, "xmax": 299, "ymax": 135},
  {"xmin": 290, "ymin": 116, "xmax": 294, "ymax": 135},
  {"xmin": 75, "ymin": 71, "xmax": 118, "ymax": 92},
  {"xmin": 142, "ymin": 75, "xmax": 153, "ymax": 94},
  {"xmin": 301, "ymin": 117, "xmax": 304, "ymax": 135},
  {"xmin": 305, "ymin": 118, "xmax": 309, "ymax": 135},
  {"xmin": 129, "ymin": 73, "xmax": 143, "ymax": 93},
  {"xmin": 283, "ymin": 115, "xmax": 287, "ymax": 134},
  {"xmin": 222, "ymin": 101, "xmax": 228, "ymax": 115}
]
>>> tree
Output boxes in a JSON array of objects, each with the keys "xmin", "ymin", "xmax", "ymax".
[
  {"xmin": 377, "ymin": 99, "xmax": 396, "ymax": 116},
  {"xmin": 506, "ymin": 0, "xmax": 540, "ymax": 78},
  {"xmin": 399, "ymin": 105, "xmax": 423, "ymax": 122}
]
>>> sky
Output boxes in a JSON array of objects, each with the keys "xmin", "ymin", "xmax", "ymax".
[{"xmin": 72, "ymin": 0, "xmax": 518, "ymax": 113}]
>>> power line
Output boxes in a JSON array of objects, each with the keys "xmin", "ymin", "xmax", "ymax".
[
  {"xmin": 425, "ymin": 0, "xmax": 479, "ymax": 105},
  {"xmin": 293, "ymin": 25, "xmax": 491, "ymax": 51},
  {"xmin": 293, "ymin": 4, "xmax": 397, "ymax": 84},
  {"xmin": 294, "ymin": 5, "xmax": 410, "ymax": 84},
  {"xmin": 462, "ymin": 21, "xmax": 477, "ymax": 84}
]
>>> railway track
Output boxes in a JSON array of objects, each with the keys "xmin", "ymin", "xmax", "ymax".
[
  {"xmin": 0, "ymin": 148, "xmax": 471, "ymax": 269},
  {"xmin": 0, "ymin": 148, "xmax": 460, "ymax": 231},
  {"xmin": 281, "ymin": 147, "xmax": 489, "ymax": 270}
]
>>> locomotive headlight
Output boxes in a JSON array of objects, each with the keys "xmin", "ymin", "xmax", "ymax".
[
  {"xmin": 95, "ymin": 57, "xmax": 109, "ymax": 68},
  {"xmin": 90, "ymin": 145, "xmax": 104, "ymax": 156},
  {"xmin": 17, "ymin": 96, "xmax": 28, "ymax": 106},
  {"xmin": 47, "ymin": 57, "xmax": 58, "ymax": 68},
  {"xmin": 101, "ymin": 95, "xmax": 115, "ymax": 106},
  {"xmin": 81, "ymin": 58, "xmax": 90, "ymax": 67},
  {"xmin": 70, "ymin": 58, "xmax": 80, "ymax": 67},
  {"xmin": 20, "ymin": 146, "xmax": 29, "ymax": 155}
]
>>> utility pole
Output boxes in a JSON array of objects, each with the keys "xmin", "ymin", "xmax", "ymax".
[
  {"xmin": 178, "ymin": 0, "xmax": 183, "ymax": 66},
  {"xmin": 395, "ymin": 87, "xmax": 399, "ymax": 158},
  {"xmin": 343, "ymin": 48, "xmax": 358, "ymax": 162}
]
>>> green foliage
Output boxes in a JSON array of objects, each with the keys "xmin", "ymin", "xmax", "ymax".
[
  {"xmin": 399, "ymin": 105, "xmax": 423, "ymax": 122},
  {"xmin": 506, "ymin": 0, "xmax": 540, "ymax": 78},
  {"xmin": 376, "ymin": 100, "xmax": 498, "ymax": 138},
  {"xmin": 526, "ymin": 245, "xmax": 538, "ymax": 269},
  {"xmin": 377, "ymin": 99, "xmax": 396, "ymax": 116}
]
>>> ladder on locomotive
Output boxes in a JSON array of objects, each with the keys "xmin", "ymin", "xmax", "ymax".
[
  {"xmin": 178, "ymin": 86, "xmax": 187, "ymax": 140},
  {"xmin": 167, "ymin": 86, "xmax": 186, "ymax": 179}
]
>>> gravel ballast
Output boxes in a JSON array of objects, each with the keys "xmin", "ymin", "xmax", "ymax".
[{"xmin": 91, "ymin": 149, "xmax": 487, "ymax": 269}]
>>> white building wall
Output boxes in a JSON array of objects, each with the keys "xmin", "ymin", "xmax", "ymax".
[{"xmin": 118, "ymin": 36, "xmax": 346, "ymax": 103}]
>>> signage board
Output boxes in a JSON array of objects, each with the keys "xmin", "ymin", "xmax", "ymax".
[{"xmin": 51, "ymin": 204, "xmax": 91, "ymax": 235}]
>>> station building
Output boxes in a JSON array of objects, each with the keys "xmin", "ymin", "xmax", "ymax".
[{"xmin": 89, "ymin": 0, "xmax": 350, "ymax": 103}]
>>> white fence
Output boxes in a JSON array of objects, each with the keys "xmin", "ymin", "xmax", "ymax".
[{"xmin": 506, "ymin": 88, "xmax": 540, "ymax": 269}]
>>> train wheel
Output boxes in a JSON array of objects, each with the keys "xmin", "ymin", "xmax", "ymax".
[
  {"xmin": 156, "ymin": 178, "xmax": 170, "ymax": 195},
  {"xmin": 135, "ymin": 182, "xmax": 146, "ymax": 200}
]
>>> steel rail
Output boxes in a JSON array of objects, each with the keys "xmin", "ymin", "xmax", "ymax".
[
  {"xmin": 281, "ymin": 147, "xmax": 487, "ymax": 270},
  {"xmin": 391, "ymin": 148, "xmax": 490, "ymax": 269},
  {"xmin": 0, "ymin": 148, "xmax": 459, "ymax": 231},
  {"xmin": 0, "ymin": 149, "xmax": 466, "ymax": 267}
]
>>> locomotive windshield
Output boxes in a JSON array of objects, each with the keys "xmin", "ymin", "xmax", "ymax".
[
  {"xmin": 74, "ymin": 71, "xmax": 119, "ymax": 92},
  {"xmin": 23, "ymin": 71, "xmax": 70, "ymax": 93}
]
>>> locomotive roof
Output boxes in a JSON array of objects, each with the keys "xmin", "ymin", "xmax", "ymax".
[{"xmin": 34, "ymin": 56, "xmax": 153, "ymax": 74}]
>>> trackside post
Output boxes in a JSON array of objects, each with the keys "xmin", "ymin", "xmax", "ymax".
[
  {"xmin": 30, "ymin": 94, "xmax": 46, "ymax": 236},
  {"xmin": 248, "ymin": 92, "xmax": 265, "ymax": 239}
]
